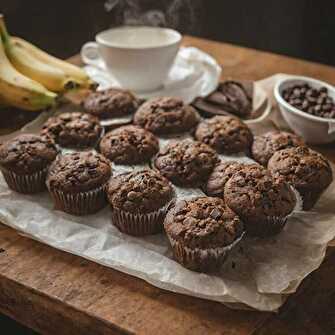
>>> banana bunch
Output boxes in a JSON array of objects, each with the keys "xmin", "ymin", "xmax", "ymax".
[{"xmin": 0, "ymin": 14, "xmax": 94, "ymax": 111}]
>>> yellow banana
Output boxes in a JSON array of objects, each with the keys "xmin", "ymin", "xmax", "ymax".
[
  {"xmin": 0, "ymin": 15, "xmax": 81, "ymax": 92},
  {"xmin": 12, "ymin": 37, "xmax": 95, "ymax": 90},
  {"xmin": 0, "ymin": 33, "xmax": 57, "ymax": 111}
]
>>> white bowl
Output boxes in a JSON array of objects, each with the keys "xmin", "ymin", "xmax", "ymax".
[{"xmin": 274, "ymin": 75, "xmax": 335, "ymax": 144}]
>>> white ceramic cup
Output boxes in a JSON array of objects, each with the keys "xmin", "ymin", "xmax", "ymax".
[{"xmin": 81, "ymin": 26, "xmax": 181, "ymax": 92}]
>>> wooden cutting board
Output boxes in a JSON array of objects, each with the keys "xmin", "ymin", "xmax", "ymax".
[{"xmin": 0, "ymin": 35, "xmax": 335, "ymax": 335}]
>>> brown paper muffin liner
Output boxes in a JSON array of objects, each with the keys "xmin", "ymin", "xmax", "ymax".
[
  {"xmin": 300, "ymin": 189, "xmax": 325, "ymax": 211},
  {"xmin": 245, "ymin": 216, "xmax": 288, "ymax": 238},
  {"xmin": 48, "ymin": 183, "xmax": 108, "ymax": 216},
  {"xmin": 111, "ymin": 200, "xmax": 175, "ymax": 236},
  {"xmin": 167, "ymin": 234, "xmax": 244, "ymax": 273},
  {"xmin": 0, "ymin": 167, "xmax": 48, "ymax": 194}
]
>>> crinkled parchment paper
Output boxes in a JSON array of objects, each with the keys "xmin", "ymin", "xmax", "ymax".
[{"xmin": 0, "ymin": 74, "xmax": 335, "ymax": 312}]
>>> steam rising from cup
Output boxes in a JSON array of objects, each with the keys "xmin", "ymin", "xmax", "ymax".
[{"xmin": 104, "ymin": 0, "xmax": 202, "ymax": 33}]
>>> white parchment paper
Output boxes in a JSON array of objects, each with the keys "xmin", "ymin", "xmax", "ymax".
[
  {"xmin": 0, "ymin": 173, "xmax": 334, "ymax": 311},
  {"xmin": 1, "ymin": 74, "xmax": 335, "ymax": 312}
]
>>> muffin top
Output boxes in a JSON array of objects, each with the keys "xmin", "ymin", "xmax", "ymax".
[
  {"xmin": 47, "ymin": 151, "xmax": 112, "ymax": 193},
  {"xmin": 252, "ymin": 131, "xmax": 304, "ymax": 166},
  {"xmin": 99, "ymin": 125, "xmax": 159, "ymax": 165},
  {"xmin": 164, "ymin": 197, "xmax": 244, "ymax": 249},
  {"xmin": 205, "ymin": 161, "xmax": 249, "ymax": 197},
  {"xmin": 107, "ymin": 170, "xmax": 174, "ymax": 214},
  {"xmin": 0, "ymin": 134, "xmax": 58, "ymax": 175},
  {"xmin": 225, "ymin": 164, "xmax": 296, "ymax": 224},
  {"xmin": 41, "ymin": 112, "xmax": 102, "ymax": 148},
  {"xmin": 268, "ymin": 146, "xmax": 333, "ymax": 192},
  {"xmin": 195, "ymin": 115, "xmax": 253, "ymax": 154},
  {"xmin": 83, "ymin": 88, "xmax": 139, "ymax": 119},
  {"xmin": 134, "ymin": 97, "xmax": 200, "ymax": 135},
  {"xmin": 154, "ymin": 139, "xmax": 219, "ymax": 187}
]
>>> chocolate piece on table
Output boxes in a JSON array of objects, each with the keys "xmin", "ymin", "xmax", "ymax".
[{"xmin": 192, "ymin": 80, "xmax": 253, "ymax": 119}]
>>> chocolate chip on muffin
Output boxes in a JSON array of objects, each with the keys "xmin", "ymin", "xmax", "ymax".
[
  {"xmin": 195, "ymin": 115, "xmax": 253, "ymax": 154},
  {"xmin": 83, "ymin": 88, "xmax": 140, "ymax": 119},
  {"xmin": 41, "ymin": 112, "xmax": 103, "ymax": 149},
  {"xmin": 99, "ymin": 125, "xmax": 159, "ymax": 165},
  {"xmin": 154, "ymin": 139, "xmax": 219, "ymax": 187},
  {"xmin": 164, "ymin": 197, "xmax": 244, "ymax": 272},
  {"xmin": 47, "ymin": 151, "xmax": 112, "ymax": 215},
  {"xmin": 107, "ymin": 170, "xmax": 174, "ymax": 235},
  {"xmin": 268, "ymin": 146, "xmax": 333, "ymax": 210},
  {"xmin": 225, "ymin": 164, "xmax": 296, "ymax": 237},
  {"xmin": 0, "ymin": 134, "xmax": 58, "ymax": 193},
  {"xmin": 252, "ymin": 131, "xmax": 305, "ymax": 166},
  {"xmin": 205, "ymin": 161, "xmax": 248, "ymax": 197},
  {"xmin": 134, "ymin": 97, "xmax": 200, "ymax": 135}
]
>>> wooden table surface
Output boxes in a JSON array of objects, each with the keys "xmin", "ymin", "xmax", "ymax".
[{"xmin": 1, "ymin": 35, "xmax": 335, "ymax": 335}]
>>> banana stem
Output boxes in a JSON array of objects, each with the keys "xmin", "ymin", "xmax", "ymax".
[{"xmin": 0, "ymin": 14, "xmax": 10, "ymax": 46}]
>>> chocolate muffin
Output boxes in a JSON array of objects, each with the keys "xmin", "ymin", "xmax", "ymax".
[
  {"xmin": 107, "ymin": 170, "xmax": 174, "ymax": 235},
  {"xmin": 47, "ymin": 151, "xmax": 112, "ymax": 215},
  {"xmin": 134, "ymin": 97, "xmax": 200, "ymax": 135},
  {"xmin": 164, "ymin": 197, "xmax": 244, "ymax": 272},
  {"xmin": 268, "ymin": 146, "xmax": 333, "ymax": 210},
  {"xmin": 41, "ymin": 112, "xmax": 103, "ymax": 149},
  {"xmin": 252, "ymin": 131, "xmax": 305, "ymax": 166},
  {"xmin": 0, "ymin": 134, "xmax": 58, "ymax": 193},
  {"xmin": 195, "ymin": 116, "xmax": 253, "ymax": 154},
  {"xmin": 82, "ymin": 88, "xmax": 139, "ymax": 119},
  {"xmin": 99, "ymin": 125, "xmax": 159, "ymax": 165},
  {"xmin": 225, "ymin": 164, "xmax": 296, "ymax": 237},
  {"xmin": 154, "ymin": 139, "xmax": 219, "ymax": 187},
  {"xmin": 205, "ymin": 161, "xmax": 248, "ymax": 197}
]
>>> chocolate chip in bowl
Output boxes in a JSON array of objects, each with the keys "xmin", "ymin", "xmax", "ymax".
[
  {"xmin": 282, "ymin": 83, "xmax": 335, "ymax": 119},
  {"xmin": 274, "ymin": 75, "xmax": 335, "ymax": 144}
]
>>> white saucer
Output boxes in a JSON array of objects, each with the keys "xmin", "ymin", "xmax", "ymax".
[{"xmin": 83, "ymin": 47, "xmax": 222, "ymax": 103}]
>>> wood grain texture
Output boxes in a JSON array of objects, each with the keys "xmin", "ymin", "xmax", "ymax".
[{"xmin": 1, "ymin": 36, "xmax": 335, "ymax": 335}]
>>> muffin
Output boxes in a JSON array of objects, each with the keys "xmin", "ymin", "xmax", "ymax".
[
  {"xmin": 252, "ymin": 131, "xmax": 305, "ymax": 166},
  {"xmin": 0, "ymin": 134, "xmax": 58, "ymax": 194},
  {"xmin": 268, "ymin": 146, "xmax": 333, "ymax": 210},
  {"xmin": 83, "ymin": 88, "xmax": 139, "ymax": 119},
  {"xmin": 41, "ymin": 112, "xmax": 103, "ymax": 149},
  {"xmin": 164, "ymin": 197, "xmax": 244, "ymax": 272},
  {"xmin": 154, "ymin": 139, "xmax": 219, "ymax": 187},
  {"xmin": 99, "ymin": 125, "xmax": 159, "ymax": 165},
  {"xmin": 47, "ymin": 151, "xmax": 112, "ymax": 215},
  {"xmin": 205, "ymin": 161, "xmax": 248, "ymax": 197},
  {"xmin": 225, "ymin": 164, "xmax": 296, "ymax": 237},
  {"xmin": 134, "ymin": 97, "xmax": 200, "ymax": 135},
  {"xmin": 195, "ymin": 116, "xmax": 253, "ymax": 154},
  {"xmin": 107, "ymin": 170, "xmax": 174, "ymax": 235}
]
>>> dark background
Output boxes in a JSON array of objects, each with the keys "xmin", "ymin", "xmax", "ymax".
[{"xmin": 1, "ymin": 0, "xmax": 335, "ymax": 333}]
